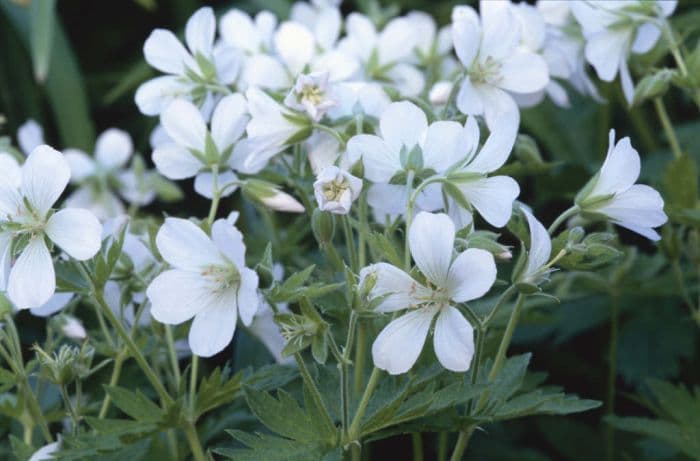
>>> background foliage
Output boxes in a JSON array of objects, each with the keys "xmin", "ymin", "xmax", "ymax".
[{"xmin": 1, "ymin": 0, "xmax": 699, "ymax": 460}]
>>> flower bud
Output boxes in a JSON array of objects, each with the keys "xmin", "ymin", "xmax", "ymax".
[
  {"xmin": 243, "ymin": 179, "xmax": 305, "ymax": 213},
  {"xmin": 429, "ymin": 81, "xmax": 453, "ymax": 106},
  {"xmin": 312, "ymin": 208, "xmax": 336, "ymax": 245}
]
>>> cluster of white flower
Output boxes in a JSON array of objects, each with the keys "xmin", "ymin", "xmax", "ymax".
[{"xmin": 1, "ymin": 0, "xmax": 672, "ymax": 372}]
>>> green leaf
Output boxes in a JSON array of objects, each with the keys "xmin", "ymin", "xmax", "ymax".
[
  {"xmin": 242, "ymin": 386, "xmax": 331, "ymax": 443},
  {"xmin": 606, "ymin": 414, "xmax": 700, "ymax": 460},
  {"xmin": 29, "ymin": 0, "xmax": 55, "ymax": 82},
  {"xmin": 632, "ymin": 68, "xmax": 676, "ymax": 106},
  {"xmin": 217, "ymin": 431, "xmax": 330, "ymax": 461},
  {"xmin": 194, "ymin": 367, "xmax": 243, "ymax": 419},
  {"xmin": 103, "ymin": 386, "xmax": 163, "ymax": 423},
  {"xmin": 9, "ymin": 434, "xmax": 33, "ymax": 461},
  {"xmin": 663, "ymin": 153, "xmax": 698, "ymax": 210},
  {"xmin": 366, "ymin": 232, "xmax": 402, "ymax": 267}
]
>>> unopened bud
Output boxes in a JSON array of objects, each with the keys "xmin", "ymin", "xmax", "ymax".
[
  {"xmin": 243, "ymin": 179, "xmax": 305, "ymax": 213},
  {"xmin": 312, "ymin": 208, "xmax": 336, "ymax": 245}
]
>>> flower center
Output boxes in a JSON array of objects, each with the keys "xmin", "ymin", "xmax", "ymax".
[
  {"xmin": 299, "ymin": 84, "xmax": 325, "ymax": 106},
  {"xmin": 201, "ymin": 263, "xmax": 240, "ymax": 292},
  {"xmin": 469, "ymin": 56, "xmax": 502, "ymax": 85},
  {"xmin": 322, "ymin": 177, "xmax": 349, "ymax": 202}
]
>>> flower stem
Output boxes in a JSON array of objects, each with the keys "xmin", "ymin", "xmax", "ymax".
[
  {"xmin": 412, "ymin": 433, "xmax": 424, "ymax": 461},
  {"xmin": 342, "ymin": 215, "xmax": 359, "ymax": 273},
  {"xmin": 294, "ymin": 353, "xmax": 336, "ymax": 435},
  {"xmin": 98, "ymin": 350, "xmax": 126, "ymax": 418},
  {"xmin": 488, "ymin": 294, "xmax": 525, "ymax": 382},
  {"xmin": 662, "ymin": 20, "xmax": 700, "ymax": 110},
  {"xmin": 547, "ymin": 206, "xmax": 579, "ymax": 235},
  {"xmin": 404, "ymin": 170, "xmax": 416, "ymax": 270},
  {"xmin": 183, "ymin": 420, "xmax": 207, "ymax": 461},
  {"xmin": 449, "ymin": 427, "xmax": 474, "ymax": 461},
  {"xmin": 348, "ymin": 367, "xmax": 381, "ymax": 441},
  {"xmin": 190, "ymin": 354, "xmax": 199, "ymax": 416},
  {"xmin": 206, "ymin": 165, "xmax": 221, "ymax": 228},
  {"xmin": 165, "ymin": 324, "xmax": 181, "ymax": 390},
  {"xmin": 653, "ymin": 98, "xmax": 683, "ymax": 159},
  {"xmin": 353, "ymin": 322, "xmax": 366, "ymax": 394},
  {"xmin": 79, "ymin": 267, "xmax": 173, "ymax": 406},
  {"xmin": 313, "ymin": 124, "xmax": 346, "ymax": 148},
  {"xmin": 438, "ymin": 432, "xmax": 448, "ymax": 461},
  {"xmin": 605, "ymin": 295, "xmax": 620, "ymax": 461},
  {"xmin": 482, "ymin": 284, "xmax": 519, "ymax": 327}
]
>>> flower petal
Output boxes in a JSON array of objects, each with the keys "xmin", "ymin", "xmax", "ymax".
[
  {"xmin": 135, "ymin": 76, "xmax": 190, "ymax": 116},
  {"xmin": 147, "ymin": 269, "xmax": 215, "ymax": 324},
  {"xmin": 0, "ymin": 231, "xmax": 12, "ymax": 291},
  {"xmin": 64, "ymin": 149, "xmax": 97, "ymax": 183},
  {"xmin": 446, "ymin": 248, "xmax": 496, "ymax": 302},
  {"xmin": 433, "ymin": 306, "xmax": 474, "ymax": 372},
  {"xmin": 359, "ymin": 262, "xmax": 430, "ymax": 313},
  {"xmin": 346, "ymin": 134, "xmax": 399, "ymax": 183},
  {"xmin": 421, "ymin": 121, "xmax": 464, "ymax": 172},
  {"xmin": 185, "ymin": 7, "xmax": 215, "ymax": 57},
  {"xmin": 455, "ymin": 78, "xmax": 484, "ymax": 117},
  {"xmin": 95, "ymin": 129, "xmax": 133, "ymax": 170},
  {"xmin": 211, "ymin": 218, "xmax": 246, "ymax": 267},
  {"xmin": 188, "ymin": 293, "xmax": 238, "ymax": 357},
  {"xmin": 153, "ymin": 143, "xmax": 202, "ymax": 180},
  {"xmin": 464, "ymin": 115, "xmax": 518, "ymax": 174},
  {"xmin": 595, "ymin": 184, "xmax": 667, "ymax": 241},
  {"xmin": 379, "ymin": 101, "xmax": 428, "ymax": 151},
  {"xmin": 160, "ymin": 99, "xmax": 207, "ymax": 150},
  {"xmin": 144, "ymin": 29, "xmax": 192, "ymax": 74},
  {"xmin": 155, "ymin": 217, "xmax": 223, "ymax": 270},
  {"xmin": 458, "ymin": 175, "xmax": 520, "ymax": 227},
  {"xmin": 585, "ymin": 29, "xmax": 629, "ymax": 82},
  {"xmin": 211, "ymin": 93, "xmax": 249, "ymax": 152},
  {"xmin": 274, "ymin": 21, "xmax": 315, "ymax": 75},
  {"xmin": 22, "ymin": 145, "xmax": 70, "ymax": 215},
  {"xmin": 522, "ymin": 208, "xmax": 551, "ymax": 278},
  {"xmin": 8, "ymin": 238, "xmax": 55, "ymax": 309},
  {"xmin": 372, "ymin": 306, "xmax": 437, "ymax": 375},
  {"xmin": 499, "ymin": 50, "xmax": 549, "ymax": 94},
  {"xmin": 592, "ymin": 131, "xmax": 640, "ymax": 197},
  {"xmin": 194, "ymin": 170, "xmax": 238, "ymax": 199},
  {"xmin": 30, "ymin": 292, "xmax": 73, "ymax": 317},
  {"xmin": 237, "ymin": 267, "xmax": 259, "ymax": 327},
  {"xmin": 409, "ymin": 212, "xmax": 455, "ymax": 286},
  {"xmin": 46, "ymin": 209, "xmax": 102, "ymax": 260},
  {"xmin": 451, "ymin": 6, "xmax": 480, "ymax": 67},
  {"xmin": 18, "ymin": 119, "xmax": 44, "ymax": 155}
]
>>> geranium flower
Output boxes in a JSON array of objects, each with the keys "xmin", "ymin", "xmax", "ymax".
[
  {"xmin": 63, "ymin": 128, "xmax": 134, "ymax": 220},
  {"xmin": 146, "ymin": 216, "xmax": 259, "ymax": 357},
  {"xmin": 361, "ymin": 212, "xmax": 496, "ymax": 374},
  {"xmin": 572, "ymin": 0, "xmax": 677, "ymax": 103},
  {"xmin": 313, "ymin": 166, "xmax": 362, "ymax": 214},
  {"xmin": 153, "ymin": 94, "xmax": 249, "ymax": 199},
  {"xmin": 136, "ymin": 7, "xmax": 241, "ymax": 115},
  {"xmin": 576, "ymin": 130, "xmax": 667, "ymax": 240},
  {"xmin": 451, "ymin": 3, "xmax": 549, "ymax": 127},
  {"xmin": 0, "ymin": 147, "xmax": 102, "ymax": 309}
]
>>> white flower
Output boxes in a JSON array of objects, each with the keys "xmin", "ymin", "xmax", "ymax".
[
  {"xmin": 63, "ymin": 128, "xmax": 133, "ymax": 220},
  {"xmin": 518, "ymin": 207, "xmax": 552, "ymax": 284},
  {"xmin": 284, "ymin": 72, "xmax": 337, "ymax": 122},
  {"xmin": 347, "ymin": 101, "xmax": 520, "ymax": 228},
  {"xmin": 146, "ymin": 217, "xmax": 259, "ymax": 357},
  {"xmin": 313, "ymin": 166, "xmax": 362, "ymax": 214},
  {"xmin": 245, "ymin": 180, "xmax": 306, "ymax": 213},
  {"xmin": 571, "ymin": 0, "xmax": 677, "ymax": 104},
  {"xmin": 337, "ymin": 13, "xmax": 425, "ymax": 96},
  {"xmin": 362, "ymin": 212, "xmax": 497, "ymax": 374},
  {"xmin": 61, "ymin": 315, "xmax": 87, "ymax": 340},
  {"xmin": 136, "ymin": 7, "xmax": 241, "ymax": 115},
  {"xmin": 153, "ymin": 94, "xmax": 249, "ymax": 199},
  {"xmin": 28, "ymin": 440, "xmax": 61, "ymax": 461},
  {"xmin": 17, "ymin": 119, "xmax": 44, "ymax": 155},
  {"xmin": 245, "ymin": 87, "xmax": 311, "ymax": 162},
  {"xmin": 576, "ymin": 130, "xmax": 667, "ymax": 240},
  {"xmin": 0, "ymin": 146, "xmax": 102, "ymax": 309},
  {"xmin": 451, "ymin": 3, "xmax": 549, "ymax": 127},
  {"xmin": 29, "ymin": 292, "xmax": 74, "ymax": 318}
]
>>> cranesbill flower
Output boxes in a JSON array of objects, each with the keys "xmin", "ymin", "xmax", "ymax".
[
  {"xmin": 0, "ymin": 147, "xmax": 102, "ymax": 309},
  {"xmin": 451, "ymin": 3, "xmax": 549, "ymax": 127},
  {"xmin": 337, "ymin": 13, "xmax": 425, "ymax": 96},
  {"xmin": 518, "ymin": 207, "xmax": 552, "ymax": 285},
  {"xmin": 153, "ymin": 94, "xmax": 249, "ymax": 199},
  {"xmin": 136, "ymin": 7, "xmax": 241, "ymax": 115},
  {"xmin": 313, "ymin": 166, "xmax": 362, "ymax": 214},
  {"xmin": 63, "ymin": 128, "xmax": 134, "ymax": 220},
  {"xmin": 284, "ymin": 72, "xmax": 337, "ymax": 122},
  {"xmin": 576, "ymin": 130, "xmax": 667, "ymax": 240},
  {"xmin": 571, "ymin": 0, "xmax": 677, "ymax": 104},
  {"xmin": 362, "ymin": 212, "xmax": 496, "ymax": 374},
  {"xmin": 146, "ymin": 217, "xmax": 259, "ymax": 357}
]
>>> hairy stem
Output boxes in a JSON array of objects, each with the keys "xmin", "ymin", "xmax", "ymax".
[{"xmin": 653, "ymin": 98, "xmax": 683, "ymax": 159}]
